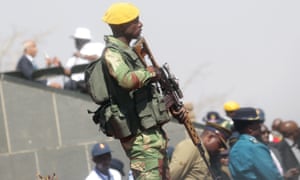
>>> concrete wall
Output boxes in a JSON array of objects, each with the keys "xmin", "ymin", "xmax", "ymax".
[{"xmin": 0, "ymin": 75, "xmax": 191, "ymax": 180}]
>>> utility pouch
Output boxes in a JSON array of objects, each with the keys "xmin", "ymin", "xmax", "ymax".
[
  {"xmin": 152, "ymin": 93, "xmax": 170, "ymax": 125},
  {"xmin": 106, "ymin": 104, "xmax": 132, "ymax": 139},
  {"xmin": 88, "ymin": 102, "xmax": 114, "ymax": 137},
  {"xmin": 134, "ymin": 86, "xmax": 156, "ymax": 129},
  {"xmin": 134, "ymin": 86, "xmax": 170, "ymax": 129}
]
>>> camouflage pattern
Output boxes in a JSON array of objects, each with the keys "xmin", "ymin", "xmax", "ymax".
[
  {"xmin": 103, "ymin": 36, "xmax": 170, "ymax": 179},
  {"xmin": 121, "ymin": 128, "xmax": 169, "ymax": 180},
  {"xmin": 104, "ymin": 36, "xmax": 155, "ymax": 90}
]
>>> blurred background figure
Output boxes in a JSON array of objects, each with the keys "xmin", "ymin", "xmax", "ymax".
[
  {"xmin": 273, "ymin": 120, "xmax": 300, "ymax": 180},
  {"xmin": 229, "ymin": 107, "xmax": 283, "ymax": 180},
  {"xmin": 184, "ymin": 102, "xmax": 196, "ymax": 122},
  {"xmin": 216, "ymin": 148, "xmax": 232, "ymax": 180},
  {"xmin": 63, "ymin": 27, "xmax": 104, "ymax": 92},
  {"xmin": 270, "ymin": 118, "xmax": 284, "ymax": 144},
  {"xmin": 260, "ymin": 124, "xmax": 284, "ymax": 176},
  {"xmin": 223, "ymin": 100, "xmax": 240, "ymax": 119},
  {"xmin": 202, "ymin": 111, "xmax": 224, "ymax": 124},
  {"xmin": 223, "ymin": 101, "xmax": 240, "ymax": 147},
  {"xmin": 16, "ymin": 40, "xmax": 62, "ymax": 88},
  {"xmin": 86, "ymin": 143, "xmax": 121, "ymax": 180},
  {"xmin": 169, "ymin": 121, "xmax": 232, "ymax": 180}
]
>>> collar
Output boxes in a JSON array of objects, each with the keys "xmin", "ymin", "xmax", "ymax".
[
  {"xmin": 104, "ymin": 35, "xmax": 139, "ymax": 60},
  {"xmin": 25, "ymin": 54, "xmax": 34, "ymax": 62},
  {"xmin": 285, "ymin": 138, "xmax": 294, "ymax": 146},
  {"xmin": 94, "ymin": 167, "xmax": 112, "ymax": 180}
]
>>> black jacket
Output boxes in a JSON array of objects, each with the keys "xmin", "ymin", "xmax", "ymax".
[{"xmin": 16, "ymin": 55, "xmax": 47, "ymax": 85}]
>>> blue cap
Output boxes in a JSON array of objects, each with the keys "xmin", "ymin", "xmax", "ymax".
[
  {"xmin": 231, "ymin": 107, "xmax": 263, "ymax": 122},
  {"xmin": 92, "ymin": 143, "xmax": 111, "ymax": 157}
]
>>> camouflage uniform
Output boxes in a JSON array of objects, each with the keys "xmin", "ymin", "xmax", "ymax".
[{"xmin": 103, "ymin": 35, "xmax": 170, "ymax": 180}]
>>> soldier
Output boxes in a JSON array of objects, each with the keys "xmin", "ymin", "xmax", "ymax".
[
  {"xmin": 229, "ymin": 107, "xmax": 283, "ymax": 180},
  {"xmin": 100, "ymin": 2, "xmax": 186, "ymax": 179},
  {"xmin": 223, "ymin": 101, "xmax": 240, "ymax": 119},
  {"xmin": 223, "ymin": 101, "xmax": 240, "ymax": 147},
  {"xmin": 169, "ymin": 121, "xmax": 232, "ymax": 180}
]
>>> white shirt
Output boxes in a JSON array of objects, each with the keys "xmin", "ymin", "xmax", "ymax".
[
  {"xmin": 269, "ymin": 149, "xmax": 283, "ymax": 175},
  {"xmin": 66, "ymin": 42, "xmax": 104, "ymax": 81},
  {"xmin": 85, "ymin": 168, "xmax": 121, "ymax": 180}
]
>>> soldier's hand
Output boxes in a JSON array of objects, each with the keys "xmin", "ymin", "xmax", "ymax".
[
  {"xmin": 170, "ymin": 106, "xmax": 188, "ymax": 123},
  {"xmin": 147, "ymin": 66, "xmax": 162, "ymax": 81}
]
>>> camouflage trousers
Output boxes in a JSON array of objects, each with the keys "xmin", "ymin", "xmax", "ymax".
[{"xmin": 121, "ymin": 127, "xmax": 170, "ymax": 180}]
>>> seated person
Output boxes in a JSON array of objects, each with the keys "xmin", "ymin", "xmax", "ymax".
[
  {"xmin": 16, "ymin": 40, "xmax": 62, "ymax": 89},
  {"xmin": 64, "ymin": 27, "xmax": 104, "ymax": 92}
]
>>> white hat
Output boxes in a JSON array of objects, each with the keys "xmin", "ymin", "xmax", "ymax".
[{"xmin": 72, "ymin": 27, "xmax": 92, "ymax": 40}]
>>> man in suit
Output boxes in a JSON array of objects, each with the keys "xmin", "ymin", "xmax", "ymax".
[
  {"xmin": 273, "ymin": 120, "xmax": 300, "ymax": 180},
  {"xmin": 16, "ymin": 40, "xmax": 61, "ymax": 88}
]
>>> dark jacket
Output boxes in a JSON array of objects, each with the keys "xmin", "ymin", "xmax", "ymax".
[
  {"xmin": 16, "ymin": 55, "xmax": 47, "ymax": 85},
  {"xmin": 273, "ymin": 139, "xmax": 300, "ymax": 180}
]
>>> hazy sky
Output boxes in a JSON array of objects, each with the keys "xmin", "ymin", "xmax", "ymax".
[{"xmin": 1, "ymin": 0, "xmax": 300, "ymax": 126}]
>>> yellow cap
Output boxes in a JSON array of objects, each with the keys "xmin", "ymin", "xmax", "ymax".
[
  {"xmin": 224, "ymin": 101, "xmax": 240, "ymax": 112},
  {"xmin": 102, "ymin": 2, "xmax": 140, "ymax": 25}
]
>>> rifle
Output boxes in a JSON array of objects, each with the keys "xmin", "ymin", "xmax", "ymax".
[{"xmin": 133, "ymin": 37, "xmax": 217, "ymax": 179}]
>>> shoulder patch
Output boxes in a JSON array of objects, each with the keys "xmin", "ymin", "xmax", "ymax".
[{"xmin": 249, "ymin": 137, "xmax": 258, "ymax": 143}]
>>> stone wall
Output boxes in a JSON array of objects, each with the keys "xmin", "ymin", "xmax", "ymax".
[{"xmin": 0, "ymin": 75, "xmax": 191, "ymax": 180}]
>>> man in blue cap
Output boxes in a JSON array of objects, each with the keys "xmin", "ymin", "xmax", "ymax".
[
  {"xmin": 229, "ymin": 107, "xmax": 283, "ymax": 180},
  {"xmin": 86, "ymin": 142, "xmax": 122, "ymax": 180}
]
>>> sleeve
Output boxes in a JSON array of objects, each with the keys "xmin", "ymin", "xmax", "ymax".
[
  {"xmin": 17, "ymin": 57, "xmax": 47, "ymax": 85},
  {"xmin": 104, "ymin": 48, "xmax": 155, "ymax": 90}
]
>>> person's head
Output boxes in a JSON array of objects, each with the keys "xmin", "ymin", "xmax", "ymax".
[
  {"xmin": 231, "ymin": 107, "xmax": 264, "ymax": 139},
  {"xmin": 260, "ymin": 124, "xmax": 270, "ymax": 144},
  {"xmin": 102, "ymin": 3, "xmax": 143, "ymax": 42},
  {"xmin": 280, "ymin": 120, "xmax": 299, "ymax": 142},
  {"xmin": 91, "ymin": 143, "xmax": 112, "ymax": 174},
  {"xmin": 272, "ymin": 118, "xmax": 283, "ymax": 132},
  {"xmin": 201, "ymin": 121, "xmax": 232, "ymax": 156},
  {"xmin": 23, "ymin": 40, "xmax": 38, "ymax": 57},
  {"xmin": 223, "ymin": 101, "xmax": 240, "ymax": 118},
  {"xmin": 72, "ymin": 27, "xmax": 91, "ymax": 50}
]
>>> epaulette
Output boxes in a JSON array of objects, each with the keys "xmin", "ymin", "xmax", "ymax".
[{"xmin": 249, "ymin": 137, "xmax": 258, "ymax": 143}]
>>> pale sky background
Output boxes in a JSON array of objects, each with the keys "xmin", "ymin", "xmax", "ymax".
[{"xmin": 1, "ymin": 0, "xmax": 300, "ymax": 126}]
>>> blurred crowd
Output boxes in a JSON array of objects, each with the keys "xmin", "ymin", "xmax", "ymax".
[
  {"xmin": 86, "ymin": 101, "xmax": 300, "ymax": 180},
  {"xmin": 15, "ymin": 27, "xmax": 104, "ymax": 92},
  {"xmin": 170, "ymin": 101, "xmax": 300, "ymax": 180}
]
